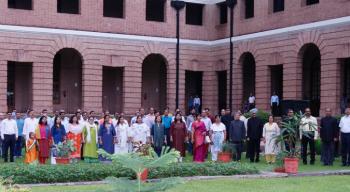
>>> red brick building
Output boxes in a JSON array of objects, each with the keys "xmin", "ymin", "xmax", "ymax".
[{"xmin": 1, "ymin": 0, "xmax": 350, "ymax": 116}]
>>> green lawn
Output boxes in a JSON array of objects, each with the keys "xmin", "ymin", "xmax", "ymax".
[{"xmin": 31, "ymin": 175, "xmax": 350, "ymax": 192}]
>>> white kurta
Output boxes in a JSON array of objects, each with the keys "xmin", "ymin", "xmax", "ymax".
[
  {"xmin": 263, "ymin": 122, "xmax": 280, "ymax": 155},
  {"xmin": 114, "ymin": 121, "xmax": 130, "ymax": 154}
]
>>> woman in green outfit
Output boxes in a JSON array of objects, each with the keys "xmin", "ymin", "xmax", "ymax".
[{"xmin": 82, "ymin": 116, "xmax": 99, "ymax": 163}]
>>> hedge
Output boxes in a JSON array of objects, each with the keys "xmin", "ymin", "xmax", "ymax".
[{"xmin": 0, "ymin": 162, "xmax": 258, "ymax": 184}]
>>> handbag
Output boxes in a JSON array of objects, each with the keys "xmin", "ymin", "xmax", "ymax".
[{"xmin": 205, "ymin": 136, "xmax": 211, "ymax": 144}]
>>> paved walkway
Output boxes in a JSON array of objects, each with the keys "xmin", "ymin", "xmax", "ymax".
[{"xmin": 22, "ymin": 170, "xmax": 350, "ymax": 188}]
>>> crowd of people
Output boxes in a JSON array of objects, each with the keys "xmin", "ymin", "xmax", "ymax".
[{"xmin": 0, "ymin": 106, "xmax": 349, "ymax": 167}]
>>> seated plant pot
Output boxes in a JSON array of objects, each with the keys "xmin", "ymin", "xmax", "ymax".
[
  {"xmin": 55, "ymin": 157, "xmax": 70, "ymax": 165},
  {"xmin": 218, "ymin": 152, "xmax": 232, "ymax": 163},
  {"xmin": 273, "ymin": 167, "xmax": 285, "ymax": 173},
  {"xmin": 139, "ymin": 168, "xmax": 149, "ymax": 182},
  {"xmin": 284, "ymin": 157, "xmax": 299, "ymax": 174}
]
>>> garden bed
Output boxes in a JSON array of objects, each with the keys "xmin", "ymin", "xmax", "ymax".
[{"xmin": 0, "ymin": 162, "xmax": 258, "ymax": 184}]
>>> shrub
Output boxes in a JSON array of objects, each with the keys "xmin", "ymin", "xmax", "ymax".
[{"xmin": 0, "ymin": 162, "xmax": 258, "ymax": 184}]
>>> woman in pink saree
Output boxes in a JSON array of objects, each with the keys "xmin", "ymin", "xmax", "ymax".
[{"xmin": 192, "ymin": 114, "xmax": 207, "ymax": 163}]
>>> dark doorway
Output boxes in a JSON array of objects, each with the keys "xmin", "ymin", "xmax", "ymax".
[
  {"xmin": 53, "ymin": 48, "xmax": 82, "ymax": 113},
  {"xmin": 241, "ymin": 52, "xmax": 256, "ymax": 110},
  {"xmin": 57, "ymin": 0, "xmax": 79, "ymax": 14},
  {"xmin": 146, "ymin": 0, "xmax": 165, "ymax": 22},
  {"xmin": 217, "ymin": 71, "xmax": 227, "ymax": 111},
  {"xmin": 8, "ymin": 0, "xmax": 32, "ymax": 10},
  {"xmin": 141, "ymin": 54, "xmax": 167, "ymax": 111},
  {"xmin": 301, "ymin": 44, "xmax": 320, "ymax": 116},
  {"xmin": 185, "ymin": 71, "xmax": 203, "ymax": 114},
  {"xmin": 103, "ymin": 0, "xmax": 124, "ymax": 18},
  {"xmin": 340, "ymin": 58, "xmax": 350, "ymax": 114},
  {"xmin": 103, "ymin": 67, "xmax": 123, "ymax": 113},
  {"xmin": 270, "ymin": 65, "xmax": 283, "ymax": 116},
  {"xmin": 7, "ymin": 61, "xmax": 33, "ymax": 112}
]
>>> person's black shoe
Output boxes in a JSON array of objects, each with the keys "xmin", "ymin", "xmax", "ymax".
[
  {"xmin": 303, "ymin": 161, "xmax": 307, "ymax": 165},
  {"xmin": 255, "ymin": 159, "xmax": 260, "ymax": 163},
  {"xmin": 310, "ymin": 161, "xmax": 315, "ymax": 165},
  {"xmin": 341, "ymin": 163, "xmax": 347, "ymax": 167}
]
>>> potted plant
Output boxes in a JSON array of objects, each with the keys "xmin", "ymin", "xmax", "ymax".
[
  {"xmin": 273, "ymin": 152, "xmax": 287, "ymax": 173},
  {"xmin": 54, "ymin": 140, "xmax": 75, "ymax": 164},
  {"xmin": 98, "ymin": 146, "xmax": 184, "ymax": 192},
  {"xmin": 276, "ymin": 112, "xmax": 317, "ymax": 174},
  {"xmin": 218, "ymin": 143, "xmax": 234, "ymax": 163}
]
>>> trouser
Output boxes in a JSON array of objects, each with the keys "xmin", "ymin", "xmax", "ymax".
[
  {"xmin": 194, "ymin": 104, "xmax": 200, "ymax": 114},
  {"xmin": 271, "ymin": 102, "xmax": 279, "ymax": 116},
  {"xmin": 284, "ymin": 140, "xmax": 296, "ymax": 152},
  {"xmin": 154, "ymin": 146, "xmax": 162, "ymax": 157},
  {"xmin": 248, "ymin": 103, "xmax": 255, "ymax": 110},
  {"xmin": 14, "ymin": 136, "xmax": 23, "ymax": 157},
  {"xmin": 341, "ymin": 132, "xmax": 350, "ymax": 165},
  {"xmin": 334, "ymin": 140, "xmax": 340, "ymax": 157},
  {"xmin": 265, "ymin": 154, "xmax": 276, "ymax": 163},
  {"xmin": 81, "ymin": 145, "xmax": 84, "ymax": 160},
  {"xmin": 301, "ymin": 133, "xmax": 315, "ymax": 163},
  {"xmin": 165, "ymin": 129, "xmax": 171, "ymax": 147},
  {"xmin": 211, "ymin": 145, "xmax": 219, "ymax": 161},
  {"xmin": 3, "ymin": 134, "xmax": 16, "ymax": 162},
  {"xmin": 231, "ymin": 141, "xmax": 243, "ymax": 161},
  {"xmin": 322, "ymin": 141, "xmax": 334, "ymax": 165},
  {"xmin": 248, "ymin": 139, "xmax": 260, "ymax": 162},
  {"xmin": 187, "ymin": 138, "xmax": 193, "ymax": 154}
]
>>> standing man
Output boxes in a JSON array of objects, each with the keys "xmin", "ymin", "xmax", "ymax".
[
  {"xmin": 228, "ymin": 113, "xmax": 246, "ymax": 161},
  {"xmin": 248, "ymin": 93, "xmax": 255, "ymax": 110},
  {"xmin": 300, "ymin": 108, "xmax": 318, "ymax": 165},
  {"xmin": 320, "ymin": 108, "xmax": 339, "ymax": 166},
  {"xmin": 247, "ymin": 109, "xmax": 263, "ymax": 163},
  {"xmin": 1, "ymin": 112, "xmax": 18, "ymax": 162},
  {"xmin": 15, "ymin": 113, "xmax": 24, "ymax": 157},
  {"xmin": 201, "ymin": 110, "xmax": 212, "ymax": 131},
  {"xmin": 221, "ymin": 109, "xmax": 233, "ymax": 139},
  {"xmin": 193, "ymin": 95, "xmax": 201, "ymax": 114},
  {"xmin": 270, "ymin": 92, "xmax": 279, "ymax": 116},
  {"xmin": 145, "ymin": 107, "xmax": 156, "ymax": 129},
  {"xmin": 188, "ymin": 96, "xmax": 194, "ymax": 113},
  {"xmin": 23, "ymin": 110, "xmax": 38, "ymax": 140},
  {"xmin": 162, "ymin": 109, "xmax": 173, "ymax": 146},
  {"xmin": 186, "ymin": 108, "xmax": 196, "ymax": 154},
  {"xmin": 282, "ymin": 109, "xmax": 296, "ymax": 152},
  {"xmin": 339, "ymin": 107, "xmax": 350, "ymax": 166}
]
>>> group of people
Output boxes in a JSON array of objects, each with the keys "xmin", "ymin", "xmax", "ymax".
[{"xmin": 1, "ymin": 106, "xmax": 350, "ymax": 167}]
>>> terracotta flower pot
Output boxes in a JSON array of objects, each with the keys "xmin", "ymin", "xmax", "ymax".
[
  {"xmin": 274, "ymin": 167, "xmax": 285, "ymax": 173},
  {"xmin": 284, "ymin": 157, "xmax": 299, "ymax": 174},
  {"xmin": 56, "ymin": 157, "xmax": 70, "ymax": 164},
  {"xmin": 139, "ymin": 168, "xmax": 149, "ymax": 182},
  {"xmin": 218, "ymin": 152, "xmax": 232, "ymax": 163}
]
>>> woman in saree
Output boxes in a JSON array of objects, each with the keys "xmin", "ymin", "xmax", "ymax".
[
  {"xmin": 82, "ymin": 116, "xmax": 99, "ymax": 163},
  {"xmin": 192, "ymin": 114, "xmax": 207, "ymax": 163},
  {"xmin": 35, "ymin": 116, "xmax": 51, "ymax": 164},
  {"xmin": 98, "ymin": 115, "xmax": 117, "ymax": 162},
  {"xmin": 67, "ymin": 115, "xmax": 83, "ymax": 162},
  {"xmin": 114, "ymin": 116, "xmax": 130, "ymax": 154}
]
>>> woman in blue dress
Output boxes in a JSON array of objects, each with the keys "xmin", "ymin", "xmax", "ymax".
[{"xmin": 98, "ymin": 115, "xmax": 116, "ymax": 161}]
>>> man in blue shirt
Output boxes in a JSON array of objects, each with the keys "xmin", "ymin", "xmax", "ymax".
[
  {"xmin": 162, "ymin": 109, "xmax": 173, "ymax": 146},
  {"xmin": 15, "ymin": 113, "xmax": 24, "ymax": 157}
]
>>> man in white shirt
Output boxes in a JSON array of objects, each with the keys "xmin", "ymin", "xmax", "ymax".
[
  {"xmin": 339, "ymin": 107, "xmax": 350, "ymax": 166},
  {"xmin": 300, "ymin": 108, "xmax": 318, "ymax": 165},
  {"xmin": 248, "ymin": 93, "xmax": 255, "ymax": 110},
  {"xmin": 1, "ymin": 112, "xmax": 18, "ymax": 162},
  {"xmin": 23, "ymin": 110, "xmax": 38, "ymax": 140},
  {"xmin": 144, "ymin": 107, "xmax": 156, "ymax": 128},
  {"xmin": 193, "ymin": 95, "xmax": 201, "ymax": 114},
  {"xmin": 270, "ymin": 92, "xmax": 280, "ymax": 116},
  {"xmin": 59, "ymin": 110, "xmax": 69, "ymax": 132},
  {"xmin": 201, "ymin": 110, "xmax": 212, "ymax": 131}
]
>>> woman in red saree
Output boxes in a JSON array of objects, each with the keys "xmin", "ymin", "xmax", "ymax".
[{"xmin": 192, "ymin": 114, "xmax": 207, "ymax": 163}]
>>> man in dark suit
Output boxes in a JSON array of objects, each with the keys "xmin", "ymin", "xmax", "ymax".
[
  {"xmin": 247, "ymin": 110, "xmax": 263, "ymax": 163},
  {"xmin": 320, "ymin": 108, "xmax": 339, "ymax": 166}
]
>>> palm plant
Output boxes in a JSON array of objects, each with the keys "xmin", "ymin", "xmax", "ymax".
[
  {"xmin": 0, "ymin": 177, "xmax": 30, "ymax": 192},
  {"xmin": 275, "ymin": 111, "xmax": 318, "ymax": 158},
  {"xmin": 98, "ymin": 146, "xmax": 184, "ymax": 192}
]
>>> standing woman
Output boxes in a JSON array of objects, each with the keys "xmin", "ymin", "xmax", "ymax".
[
  {"xmin": 192, "ymin": 114, "xmax": 207, "ymax": 163},
  {"xmin": 114, "ymin": 116, "xmax": 130, "ymax": 154},
  {"xmin": 67, "ymin": 115, "xmax": 83, "ymax": 162},
  {"xmin": 130, "ymin": 115, "xmax": 151, "ymax": 146},
  {"xmin": 262, "ymin": 115, "xmax": 280, "ymax": 164},
  {"xmin": 51, "ymin": 116, "xmax": 66, "ymax": 164},
  {"xmin": 151, "ymin": 115, "xmax": 166, "ymax": 156},
  {"xmin": 98, "ymin": 115, "xmax": 117, "ymax": 161},
  {"xmin": 82, "ymin": 116, "xmax": 99, "ymax": 163},
  {"xmin": 35, "ymin": 116, "xmax": 51, "ymax": 164},
  {"xmin": 170, "ymin": 113, "xmax": 187, "ymax": 161},
  {"xmin": 210, "ymin": 115, "xmax": 226, "ymax": 162}
]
